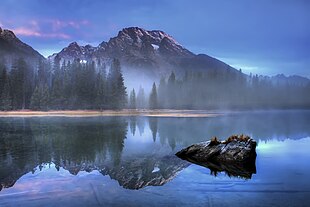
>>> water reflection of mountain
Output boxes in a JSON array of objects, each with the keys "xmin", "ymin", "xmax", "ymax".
[
  {"xmin": 101, "ymin": 155, "xmax": 189, "ymax": 189},
  {"xmin": 0, "ymin": 117, "xmax": 188, "ymax": 191},
  {"xmin": 1, "ymin": 110, "xmax": 310, "ymax": 191}
]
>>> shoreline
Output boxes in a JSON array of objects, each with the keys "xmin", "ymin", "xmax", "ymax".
[
  {"xmin": 0, "ymin": 108, "xmax": 308, "ymax": 118},
  {"xmin": 0, "ymin": 109, "xmax": 222, "ymax": 118}
]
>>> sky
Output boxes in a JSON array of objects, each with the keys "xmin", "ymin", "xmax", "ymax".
[{"xmin": 0, "ymin": 0, "xmax": 309, "ymax": 77}]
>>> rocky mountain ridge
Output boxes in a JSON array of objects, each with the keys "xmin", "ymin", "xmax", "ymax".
[{"xmin": 48, "ymin": 27, "xmax": 197, "ymax": 77}]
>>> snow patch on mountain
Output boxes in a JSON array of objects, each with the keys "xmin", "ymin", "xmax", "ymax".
[{"xmin": 151, "ymin": 44, "xmax": 159, "ymax": 50}]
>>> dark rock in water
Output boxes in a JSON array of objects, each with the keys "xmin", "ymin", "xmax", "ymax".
[{"xmin": 176, "ymin": 135, "xmax": 257, "ymax": 179}]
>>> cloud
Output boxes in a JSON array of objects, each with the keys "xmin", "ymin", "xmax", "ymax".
[
  {"xmin": 1, "ymin": 18, "xmax": 91, "ymax": 40},
  {"xmin": 5, "ymin": 19, "xmax": 76, "ymax": 39},
  {"xmin": 45, "ymin": 33, "xmax": 71, "ymax": 39},
  {"xmin": 50, "ymin": 19, "xmax": 90, "ymax": 31},
  {"xmin": 13, "ymin": 27, "xmax": 41, "ymax": 37},
  {"xmin": 13, "ymin": 27, "xmax": 70, "ymax": 39}
]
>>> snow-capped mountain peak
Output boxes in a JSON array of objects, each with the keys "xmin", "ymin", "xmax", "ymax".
[{"xmin": 48, "ymin": 26, "xmax": 194, "ymax": 69}]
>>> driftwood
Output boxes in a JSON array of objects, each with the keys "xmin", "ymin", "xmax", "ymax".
[{"xmin": 176, "ymin": 135, "xmax": 257, "ymax": 179}]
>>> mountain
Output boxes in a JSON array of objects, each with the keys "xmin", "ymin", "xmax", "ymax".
[
  {"xmin": 58, "ymin": 154, "xmax": 189, "ymax": 190},
  {"xmin": 0, "ymin": 27, "xmax": 45, "ymax": 68},
  {"xmin": 49, "ymin": 27, "xmax": 237, "ymax": 79},
  {"xmin": 48, "ymin": 41, "xmax": 96, "ymax": 63},
  {"xmin": 0, "ymin": 155, "xmax": 189, "ymax": 191},
  {"xmin": 1, "ymin": 26, "xmax": 309, "ymax": 89}
]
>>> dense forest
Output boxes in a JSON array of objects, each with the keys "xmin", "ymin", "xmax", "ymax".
[
  {"xmin": 153, "ymin": 70, "xmax": 310, "ymax": 109},
  {"xmin": 0, "ymin": 58, "xmax": 128, "ymax": 110},
  {"xmin": 0, "ymin": 58, "xmax": 310, "ymax": 111}
]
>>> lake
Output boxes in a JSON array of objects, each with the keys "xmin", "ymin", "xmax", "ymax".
[{"xmin": 0, "ymin": 110, "xmax": 310, "ymax": 207}]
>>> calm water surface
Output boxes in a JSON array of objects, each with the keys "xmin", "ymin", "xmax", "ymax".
[{"xmin": 0, "ymin": 110, "xmax": 310, "ymax": 207}]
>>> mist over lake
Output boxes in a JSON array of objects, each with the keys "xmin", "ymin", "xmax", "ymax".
[{"xmin": 0, "ymin": 110, "xmax": 310, "ymax": 206}]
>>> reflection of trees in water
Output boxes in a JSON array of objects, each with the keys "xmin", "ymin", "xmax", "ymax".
[
  {"xmin": 0, "ymin": 119, "xmax": 37, "ymax": 190},
  {"xmin": 0, "ymin": 117, "xmax": 189, "ymax": 191},
  {"xmin": 148, "ymin": 117, "xmax": 158, "ymax": 142},
  {"xmin": 1, "ymin": 111, "xmax": 310, "ymax": 191},
  {"xmin": 136, "ymin": 117, "xmax": 145, "ymax": 136},
  {"xmin": 129, "ymin": 117, "xmax": 136, "ymax": 136},
  {"xmin": 30, "ymin": 117, "xmax": 128, "ymax": 166},
  {"xmin": 145, "ymin": 111, "xmax": 310, "ymax": 149},
  {"xmin": 0, "ymin": 119, "xmax": 36, "ymax": 168},
  {"xmin": 0, "ymin": 117, "xmax": 128, "ymax": 190}
]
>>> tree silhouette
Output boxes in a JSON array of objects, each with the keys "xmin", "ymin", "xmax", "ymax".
[
  {"xmin": 149, "ymin": 82, "xmax": 158, "ymax": 109},
  {"xmin": 129, "ymin": 88, "xmax": 136, "ymax": 109}
]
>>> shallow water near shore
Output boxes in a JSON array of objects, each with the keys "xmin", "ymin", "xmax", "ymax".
[{"xmin": 0, "ymin": 110, "xmax": 310, "ymax": 206}]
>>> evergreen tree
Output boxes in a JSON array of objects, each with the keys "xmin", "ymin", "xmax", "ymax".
[
  {"xmin": 167, "ymin": 71, "xmax": 176, "ymax": 108},
  {"xmin": 115, "ymin": 72, "xmax": 127, "ymax": 108},
  {"xmin": 107, "ymin": 59, "xmax": 127, "ymax": 109},
  {"xmin": 149, "ymin": 82, "xmax": 158, "ymax": 109},
  {"xmin": 50, "ymin": 73, "xmax": 64, "ymax": 109},
  {"xmin": 168, "ymin": 71, "xmax": 176, "ymax": 84},
  {"xmin": 63, "ymin": 61, "xmax": 73, "ymax": 106},
  {"xmin": 95, "ymin": 72, "xmax": 107, "ymax": 109},
  {"xmin": 49, "ymin": 58, "xmax": 61, "ymax": 108},
  {"xmin": 10, "ymin": 58, "xmax": 32, "ymax": 109},
  {"xmin": 0, "ymin": 81, "xmax": 12, "ymax": 111},
  {"xmin": 74, "ymin": 61, "xmax": 96, "ymax": 109},
  {"xmin": 86, "ymin": 61, "xmax": 97, "ymax": 107},
  {"xmin": 137, "ymin": 86, "xmax": 146, "ymax": 109},
  {"xmin": 129, "ymin": 88, "xmax": 136, "ymax": 109},
  {"xmin": 40, "ymin": 84, "xmax": 50, "ymax": 110},
  {"xmin": 0, "ymin": 65, "xmax": 8, "ymax": 97},
  {"xmin": 30, "ymin": 87, "xmax": 41, "ymax": 110},
  {"xmin": 158, "ymin": 76, "xmax": 167, "ymax": 109},
  {"xmin": 30, "ymin": 84, "xmax": 49, "ymax": 110},
  {"xmin": 37, "ymin": 59, "xmax": 48, "ymax": 86},
  {"xmin": 0, "ymin": 75, "xmax": 12, "ymax": 111}
]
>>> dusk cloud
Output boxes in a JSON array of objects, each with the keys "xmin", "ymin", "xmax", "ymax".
[
  {"xmin": 1, "ymin": 19, "xmax": 90, "ymax": 39},
  {"xmin": 12, "ymin": 26, "xmax": 71, "ymax": 39},
  {"xmin": 50, "ymin": 19, "xmax": 90, "ymax": 31}
]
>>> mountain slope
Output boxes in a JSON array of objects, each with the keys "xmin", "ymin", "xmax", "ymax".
[{"xmin": 0, "ymin": 27, "xmax": 45, "ymax": 67}]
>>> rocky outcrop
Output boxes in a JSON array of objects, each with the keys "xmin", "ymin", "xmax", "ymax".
[{"xmin": 176, "ymin": 135, "xmax": 257, "ymax": 179}]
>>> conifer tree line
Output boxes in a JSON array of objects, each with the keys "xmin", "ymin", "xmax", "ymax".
[
  {"xmin": 128, "ymin": 86, "xmax": 147, "ymax": 109},
  {"xmin": 151, "ymin": 70, "xmax": 310, "ymax": 109},
  {"xmin": 1, "ymin": 57, "xmax": 310, "ymax": 111},
  {"xmin": 0, "ymin": 58, "xmax": 128, "ymax": 110}
]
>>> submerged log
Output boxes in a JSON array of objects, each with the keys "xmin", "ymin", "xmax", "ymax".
[{"xmin": 176, "ymin": 135, "xmax": 257, "ymax": 179}]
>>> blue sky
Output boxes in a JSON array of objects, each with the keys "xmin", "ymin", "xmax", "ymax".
[{"xmin": 0, "ymin": 0, "xmax": 309, "ymax": 77}]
